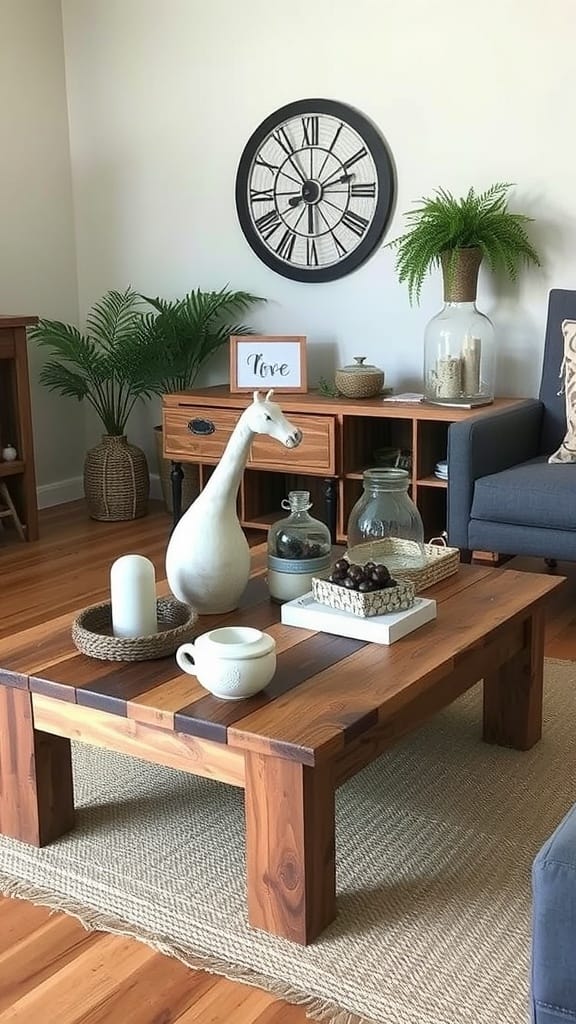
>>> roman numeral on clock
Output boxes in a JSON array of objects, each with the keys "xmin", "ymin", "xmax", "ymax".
[
  {"xmin": 301, "ymin": 116, "xmax": 319, "ymax": 146},
  {"xmin": 276, "ymin": 229, "xmax": 296, "ymax": 261},
  {"xmin": 255, "ymin": 208, "xmax": 281, "ymax": 238},
  {"xmin": 255, "ymin": 157, "xmax": 279, "ymax": 173},
  {"xmin": 306, "ymin": 238, "xmax": 319, "ymax": 266},
  {"xmin": 272, "ymin": 126, "xmax": 295, "ymax": 156},
  {"xmin": 341, "ymin": 210, "xmax": 369, "ymax": 236},
  {"xmin": 331, "ymin": 232, "xmax": 348, "ymax": 258},
  {"xmin": 351, "ymin": 182, "xmax": 376, "ymax": 198},
  {"xmin": 250, "ymin": 188, "xmax": 274, "ymax": 203}
]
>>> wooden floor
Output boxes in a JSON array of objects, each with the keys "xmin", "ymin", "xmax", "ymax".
[{"xmin": 0, "ymin": 502, "xmax": 575, "ymax": 1023}]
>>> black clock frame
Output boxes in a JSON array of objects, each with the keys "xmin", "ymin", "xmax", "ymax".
[{"xmin": 235, "ymin": 98, "xmax": 396, "ymax": 283}]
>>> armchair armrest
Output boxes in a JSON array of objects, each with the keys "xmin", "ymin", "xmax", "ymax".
[{"xmin": 447, "ymin": 399, "xmax": 543, "ymax": 548}]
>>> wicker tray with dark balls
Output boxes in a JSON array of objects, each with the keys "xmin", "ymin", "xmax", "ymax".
[
  {"xmin": 72, "ymin": 596, "xmax": 198, "ymax": 661},
  {"xmin": 312, "ymin": 558, "xmax": 415, "ymax": 618}
]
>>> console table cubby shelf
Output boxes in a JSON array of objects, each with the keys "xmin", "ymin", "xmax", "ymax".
[
  {"xmin": 0, "ymin": 316, "xmax": 39, "ymax": 542},
  {"xmin": 163, "ymin": 387, "xmax": 524, "ymax": 543}
]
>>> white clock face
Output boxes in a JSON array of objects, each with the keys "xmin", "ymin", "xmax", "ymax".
[{"xmin": 236, "ymin": 99, "xmax": 395, "ymax": 283}]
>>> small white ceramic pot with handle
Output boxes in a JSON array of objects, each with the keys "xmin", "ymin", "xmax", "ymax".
[{"xmin": 175, "ymin": 626, "xmax": 276, "ymax": 700}]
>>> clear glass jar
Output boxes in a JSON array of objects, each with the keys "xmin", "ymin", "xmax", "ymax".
[
  {"xmin": 267, "ymin": 490, "xmax": 331, "ymax": 603},
  {"xmin": 423, "ymin": 248, "xmax": 496, "ymax": 405},
  {"xmin": 423, "ymin": 301, "xmax": 496, "ymax": 405},
  {"xmin": 347, "ymin": 468, "xmax": 424, "ymax": 548}
]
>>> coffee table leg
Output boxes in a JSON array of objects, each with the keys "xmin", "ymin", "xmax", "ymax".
[
  {"xmin": 0, "ymin": 687, "xmax": 74, "ymax": 846},
  {"xmin": 244, "ymin": 751, "xmax": 336, "ymax": 944},
  {"xmin": 483, "ymin": 608, "xmax": 545, "ymax": 750}
]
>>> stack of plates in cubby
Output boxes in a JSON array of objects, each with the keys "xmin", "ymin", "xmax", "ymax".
[{"xmin": 434, "ymin": 460, "xmax": 448, "ymax": 481}]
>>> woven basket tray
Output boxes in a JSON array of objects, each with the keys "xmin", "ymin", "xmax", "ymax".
[
  {"xmin": 312, "ymin": 576, "xmax": 415, "ymax": 618},
  {"xmin": 72, "ymin": 596, "xmax": 198, "ymax": 661},
  {"xmin": 345, "ymin": 538, "xmax": 460, "ymax": 593}
]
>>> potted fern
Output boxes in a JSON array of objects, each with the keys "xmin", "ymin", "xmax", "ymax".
[
  {"xmin": 30, "ymin": 288, "xmax": 159, "ymax": 521},
  {"xmin": 387, "ymin": 183, "xmax": 541, "ymax": 404},
  {"xmin": 139, "ymin": 287, "xmax": 263, "ymax": 512}
]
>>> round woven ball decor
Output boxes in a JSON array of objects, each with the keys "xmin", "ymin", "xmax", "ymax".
[{"xmin": 72, "ymin": 597, "xmax": 198, "ymax": 661}]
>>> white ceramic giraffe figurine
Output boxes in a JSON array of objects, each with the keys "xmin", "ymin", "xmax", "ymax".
[{"xmin": 166, "ymin": 390, "xmax": 302, "ymax": 614}]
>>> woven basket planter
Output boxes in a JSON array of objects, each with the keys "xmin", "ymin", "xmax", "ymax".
[{"xmin": 84, "ymin": 435, "xmax": 150, "ymax": 522}]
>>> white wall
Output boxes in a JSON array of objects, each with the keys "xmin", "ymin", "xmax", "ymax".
[
  {"xmin": 60, "ymin": 0, "xmax": 574, "ymax": 462},
  {"xmin": 0, "ymin": 0, "xmax": 83, "ymax": 498}
]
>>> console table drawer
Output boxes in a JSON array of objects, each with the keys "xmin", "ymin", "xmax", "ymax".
[
  {"xmin": 163, "ymin": 407, "xmax": 240, "ymax": 461},
  {"xmin": 249, "ymin": 414, "xmax": 335, "ymax": 473}
]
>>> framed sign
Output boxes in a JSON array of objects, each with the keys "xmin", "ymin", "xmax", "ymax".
[{"xmin": 230, "ymin": 335, "xmax": 307, "ymax": 393}]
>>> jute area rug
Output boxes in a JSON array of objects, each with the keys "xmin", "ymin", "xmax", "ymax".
[{"xmin": 1, "ymin": 660, "xmax": 575, "ymax": 1024}]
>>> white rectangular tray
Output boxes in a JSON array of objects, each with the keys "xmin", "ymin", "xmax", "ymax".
[{"xmin": 281, "ymin": 592, "xmax": 437, "ymax": 645}]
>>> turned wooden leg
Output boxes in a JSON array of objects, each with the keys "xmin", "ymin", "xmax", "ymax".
[
  {"xmin": 323, "ymin": 477, "xmax": 338, "ymax": 543},
  {"xmin": 244, "ymin": 752, "xmax": 336, "ymax": 944},
  {"xmin": 170, "ymin": 461, "xmax": 184, "ymax": 530},
  {"xmin": 0, "ymin": 687, "xmax": 74, "ymax": 846},
  {"xmin": 482, "ymin": 608, "xmax": 545, "ymax": 750}
]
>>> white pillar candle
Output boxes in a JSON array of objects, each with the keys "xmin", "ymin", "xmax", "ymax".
[{"xmin": 110, "ymin": 555, "xmax": 157, "ymax": 638}]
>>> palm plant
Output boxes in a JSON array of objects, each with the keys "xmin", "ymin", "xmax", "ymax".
[
  {"xmin": 387, "ymin": 183, "xmax": 541, "ymax": 304},
  {"xmin": 30, "ymin": 288, "xmax": 159, "ymax": 435},
  {"xmin": 138, "ymin": 287, "xmax": 263, "ymax": 394}
]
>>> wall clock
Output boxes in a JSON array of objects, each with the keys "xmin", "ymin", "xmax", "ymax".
[{"xmin": 235, "ymin": 98, "xmax": 396, "ymax": 283}]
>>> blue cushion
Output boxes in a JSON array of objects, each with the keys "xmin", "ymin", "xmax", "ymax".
[
  {"xmin": 532, "ymin": 804, "xmax": 576, "ymax": 1022},
  {"xmin": 470, "ymin": 457, "xmax": 576, "ymax": 531}
]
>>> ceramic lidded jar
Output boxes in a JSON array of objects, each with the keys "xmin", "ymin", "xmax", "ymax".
[
  {"xmin": 335, "ymin": 357, "xmax": 384, "ymax": 399},
  {"xmin": 267, "ymin": 490, "xmax": 331, "ymax": 603},
  {"xmin": 1, "ymin": 444, "xmax": 17, "ymax": 462}
]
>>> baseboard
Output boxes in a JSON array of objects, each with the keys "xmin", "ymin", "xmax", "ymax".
[
  {"xmin": 37, "ymin": 474, "xmax": 163, "ymax": 509},
  {"xmin": 37, "ymin": 476, "xmax": 84, "ymax": 509}
]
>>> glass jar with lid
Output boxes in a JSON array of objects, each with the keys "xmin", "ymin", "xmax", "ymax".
[
  {"xmin": 347, "ymin": 468, "xmax": 424, "ymax": 563},
  {"xmin": 267, "ymin": 490, "xmax": 331, "ymax": 603}
]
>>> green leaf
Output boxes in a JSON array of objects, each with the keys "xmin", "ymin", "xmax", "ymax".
[{"xmin": 386, "ymin": 183, "xmax": 541, "ymax": 304}]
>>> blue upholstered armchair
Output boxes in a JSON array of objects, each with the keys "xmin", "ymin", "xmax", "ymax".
[{"xmin": 447, "ymin": 289, "xmax": 576, "ymax": 561}]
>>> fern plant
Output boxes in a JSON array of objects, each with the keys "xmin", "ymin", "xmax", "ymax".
[
  {"xmin": 387, "ymin": 183, "xmax": 541, "ymax": 304},
  {"xmin": 138, "ymin": 287, "xmax": 263, "ymax": 394},
  {"xmin": 30, "ymin": 288, "xmax": 159, "ymax": 435}
]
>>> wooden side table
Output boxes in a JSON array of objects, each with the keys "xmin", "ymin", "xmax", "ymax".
[{"xmin": 0, "ymin": 316, "xmax": 39, "ymax": 541}]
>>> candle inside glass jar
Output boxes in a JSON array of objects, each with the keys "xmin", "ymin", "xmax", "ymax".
[{"xmin": 110, "ymin": 555, "xmax": 157, "ymax": 638}]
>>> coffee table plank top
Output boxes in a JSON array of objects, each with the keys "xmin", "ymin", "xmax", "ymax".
[{"xmin": 0, "ymin": 564, "xmax": 562, "ymax": 765}]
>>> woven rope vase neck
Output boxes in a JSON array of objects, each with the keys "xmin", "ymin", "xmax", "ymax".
[
  {"xmin": 84, "ymin": 434, "xmax": 149, "ymax": 522},
  {"xmin": 441, "ymin": 247, "xmax": 482, "ymax": 302}
]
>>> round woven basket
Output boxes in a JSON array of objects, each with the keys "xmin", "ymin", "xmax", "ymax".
[
  {"xmin": 84, "ymin": 435, "xmax": 150, "ymax": 522},
  {"xmin": 72, "ymin": 596, "xmax": 198, "ymax": 661},
  {"xmin": 335, "ymin": 358, "xmax": 384, "ymax": 399}
]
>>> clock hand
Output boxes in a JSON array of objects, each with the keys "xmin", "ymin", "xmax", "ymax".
[
  {"xmin": 324, "ymin": 173, "xmax": 356, "ymax": 189},
  {"xmin": 288, "ymin": 195, "xmax": 303, "ymax": 208}
]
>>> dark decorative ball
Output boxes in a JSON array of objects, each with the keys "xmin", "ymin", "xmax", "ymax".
[{"xmin": 276, "ymin": 535, "xmax": 305, "ymax": 559}]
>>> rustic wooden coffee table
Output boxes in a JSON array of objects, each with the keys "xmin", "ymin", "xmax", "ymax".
[{"xmin": 0, "ymin": 561, "xmax": 562, "ymax": 944}]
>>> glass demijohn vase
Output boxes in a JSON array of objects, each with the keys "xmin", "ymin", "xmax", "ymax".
[
  {"xmin": 424, "ymin": 248, "xmax": 496, "ymax": 406},
  {"xmin": 267, "ymin": 490, "xmax": 331, "ymax": 603},
  {"xmin": 347, "ymin": 468, "xmax": 425, "ymax": 568}
]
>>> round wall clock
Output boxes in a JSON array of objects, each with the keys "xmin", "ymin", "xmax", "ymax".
[{"xmin": 235, "ymin": 98, "xmax": 396, "ymax": 283}]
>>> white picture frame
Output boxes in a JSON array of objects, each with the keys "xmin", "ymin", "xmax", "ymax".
[{"xmin": 229, "ymin": 335, "xmax": 307, "ymax": 393}]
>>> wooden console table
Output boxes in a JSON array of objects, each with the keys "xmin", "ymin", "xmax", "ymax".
[
  {"xmin": 162, "ymin": 387, "xmax": 525, "ymax": 542},
  {"xmin": 0, "ymin": 316, "xmax": 39, "ymax": 541}
]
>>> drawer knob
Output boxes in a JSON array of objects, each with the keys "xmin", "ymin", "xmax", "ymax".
[{"xmin": 187, "ymin": 417, "xmax": 215, "ymax": 436}]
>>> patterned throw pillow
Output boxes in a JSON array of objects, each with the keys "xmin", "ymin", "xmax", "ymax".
[{"xmin": 549, "ymin": 319, "xmax": 576, "ymax": 463}]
